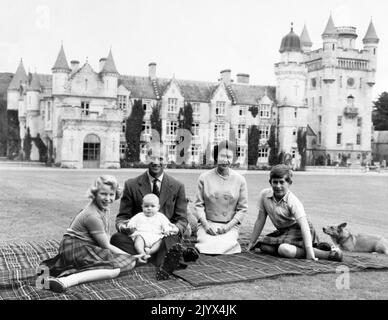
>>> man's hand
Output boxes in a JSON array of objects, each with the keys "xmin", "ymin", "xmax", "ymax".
[{"xmin": 166, "ymin": 223, "xmax": 179, "ymax": 236}]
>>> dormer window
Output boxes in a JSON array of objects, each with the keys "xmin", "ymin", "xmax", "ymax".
[
  {"xmin": 259, "ymin": 104, "xmax": 270, "ymax": 118},
  {"xmin": 215, "ymin": 101, "xmax": 225, "ymax": 115}
]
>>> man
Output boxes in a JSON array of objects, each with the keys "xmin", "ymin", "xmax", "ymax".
[{"xmin": 111, "ymin": 146, "xmax": 197, "ymax": 279}]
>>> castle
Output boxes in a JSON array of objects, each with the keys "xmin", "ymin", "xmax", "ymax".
[{"xmin": 5, "ymin": 15, "xmax": 379, "ymax": 168}]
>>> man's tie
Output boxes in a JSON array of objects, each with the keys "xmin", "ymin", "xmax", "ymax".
[{"xmin": 152, "ymin": 178, "xmax": 160, "ymax": 197}]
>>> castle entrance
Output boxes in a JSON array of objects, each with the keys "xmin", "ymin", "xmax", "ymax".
[{"xmin": 83, "ymin": 134, "xmax": 100, "ymax": 168}]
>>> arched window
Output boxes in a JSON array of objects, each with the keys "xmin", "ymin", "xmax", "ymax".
[{"xmin": 83, "ymin": 134, "xmax": 100, "ymax": 162}]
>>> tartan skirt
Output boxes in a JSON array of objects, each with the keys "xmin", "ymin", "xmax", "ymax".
[
  {"xmin": 39, "ymin": 235, "xmax": 137, "ymax": 278},
  {"xmin": 255, "ymin": 221, "xmax": 320, "ymax": 249}
]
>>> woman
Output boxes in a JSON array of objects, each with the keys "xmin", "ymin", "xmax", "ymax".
[{"xmin": 194, "ymin": 140, "xmax": 248, "ymax": 254}]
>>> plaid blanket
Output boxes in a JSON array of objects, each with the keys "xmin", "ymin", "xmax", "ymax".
[
  {"xmin": 173, "ymin": 251, "xmax": 388, "ymax": 287},
  {"xmin": 0, "ymin": 240, "xmax": 191, "ymax": 300},
  {"xmin": 2, "ymin": 240, "xmax": 388, "ymax": 299}
]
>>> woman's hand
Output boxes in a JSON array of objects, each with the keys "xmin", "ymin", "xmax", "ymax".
[{"xmin": 203, "ymin": 224, "xmax": 217, "ymax": 236}]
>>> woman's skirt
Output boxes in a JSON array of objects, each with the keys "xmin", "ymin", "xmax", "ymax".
[
  {"xmin": 195, "ymin": 221, "xmax": 241, "ymax": 254},
  {"xmin": 255, "ymin": 221, "xmax": 320, "ymax": 249},
  {"xmin": 38, "ymin": 235, "xmax": 137, "ymax": 278}
]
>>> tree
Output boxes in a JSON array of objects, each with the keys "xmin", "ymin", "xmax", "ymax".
[
  {"xmin": 125, "ymin": 99, "xmax": 145, "ymax": 162},
  {"xmin": 182, "ymin": 103, "xmax": 193, "ymax": 133},
  {"xmin": 32, "ymin": 133, "xmax": 48, "ymax": 162},
  {"xmin": 6, "ymin": 110, "xmax": 20, "ymax": 159},
  {"xmin": 247, "ymin": 125, "xmax": 259, "ymax": 165},
  {"xmin": 372, "ymin": 91, "xmax": 388, "ymax": 130},
  {"xmin": 0, "ymin": 99, "xmax": 7, "ymax": 156},
  {"xmin": 297, "ymin": 127, "xmax": 307, "ymax": 169},
  {"xmin": 268, "ymin": 125, "xmax": 279, "ymax": 166},
  {"xmin": 23, "ymin": 127, "xmax": 32, "ymax": 161},
  {"xmin": 150, "ymin": 102, "xmax": 162, "ymax": 138},
  {"xmin": 248, "ymin": 106, "xmax": 258, "ymax": 118}
]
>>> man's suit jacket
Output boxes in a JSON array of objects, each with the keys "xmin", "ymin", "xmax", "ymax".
[{"xmin": 116, "ymin": 171, "xmax": 188, "ymax": 236}]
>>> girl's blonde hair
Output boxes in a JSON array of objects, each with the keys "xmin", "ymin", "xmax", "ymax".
[{"xmin": 87, "ymin": 175, "xmax": 122, "ymax": 200}]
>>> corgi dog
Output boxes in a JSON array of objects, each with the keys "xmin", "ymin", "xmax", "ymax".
[{"xmin": 323, "ymin": 223, "xmax": 388, "ymax": 254}]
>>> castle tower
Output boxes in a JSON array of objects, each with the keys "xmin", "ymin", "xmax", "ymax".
[
  {"xmin": 300, "ymin": 24, "xmax": 313, "ymax": 52},
  {"xmin": 26, "ymin": 72, "xmax": 41, "ymax": 137},
  {"xmin": 363, "ymin": 19, "xmax": 379, "ymax": 74},
  {"xmin": 275, "ymin": 24, "xmax": 308, "ymax": 159},
  {"xmin": 100, "ymin": 49, "xmax": 119, "ymax": 98},
  {"xmin": 52, "ymin": 45, "xmax": 71, "ymax": 95},
  {"xmin": 7, "ymin": 59, "xmax": 28, "ymax": 111}
]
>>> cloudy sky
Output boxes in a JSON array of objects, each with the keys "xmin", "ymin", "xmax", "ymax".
[{"xmin": 0, "ymin": 0, "xmax": 386, "ymax": 99}]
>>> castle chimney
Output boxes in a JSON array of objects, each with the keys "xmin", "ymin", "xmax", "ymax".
[
  {"xmin": 70, "ymin": 60, "xmax": 80, "ymax": 73},
  {"xmin": 236, "ymin": 73, "xmax": 249, "ymax": 84},
  {"xmin": 149, "ymin": 62, "xmax": 156, "ymax": 80},
  {"xmin": 220, "ymin": 69, "xmax": 231, "ymax": 84},
  {"xmin": 99, "ymin": 58, "xmax": 107, "ymax": 72}
]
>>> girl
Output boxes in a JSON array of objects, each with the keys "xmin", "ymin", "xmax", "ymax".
[
  {"xmin": 248, "ymin": 165, "xmax": 342, "ymax": 262},
  {"xmin": 38, "ymin": 175, "xmax": 148, "ymax": 293}
]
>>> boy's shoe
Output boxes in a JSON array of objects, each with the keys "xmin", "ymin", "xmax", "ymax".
[
  {"xmin": 328, "ymin": 249, "xmax": 343, "ymax": 262},
  {"xmin": 45, "ymin": 277, "xmax": 67, "ymax": 293},
  {"xmin": 182, "ymin": 247, "xmax": 200, "ymax": 262},
  {"xmin": 156, "ymin": 243, "xmax": 183, "ymax": 281},
  {"xmin": 315, "ymin": 242, "xmax": 332, "ymax": 252}
]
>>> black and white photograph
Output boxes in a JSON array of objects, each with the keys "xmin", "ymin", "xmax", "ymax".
[{"xmin": 1, "ymin": 0, "xmax": 388, "ymax": 305}]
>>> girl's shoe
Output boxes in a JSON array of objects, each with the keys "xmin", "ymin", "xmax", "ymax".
[{"xmin": 45, "ymin": 277, "xmax": 67, "ymax": 293}]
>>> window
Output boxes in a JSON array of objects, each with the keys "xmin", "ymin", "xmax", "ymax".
[
  {"xmin": 81, "ymin": 101, "xmax": 90, "ymax": 115},
  {"xmin": 318, "ymin": 115, "xmax": 322, "ymax": 124},
  {"xmin": 294, "ymin": 109, "xmax": 297, "ymax": 118},
  {"xmin": 311, "ymin": 97, "xmax": 315, "ymax": 109},
  {"xmin": 318, "ymin": 131, "xmax": 322, "ymax": 145},
  {"xmin": 357, "ymin": 117, "xmax": 362, "ymax": 127},
  {"xmin": 192, "ymin": 102, "xmax": 200, "ymax": 114},
  {"xmin": 168, "ymin": 145, "xmax": 176, "ymax": 156},
  {"xmin": 337, "ymin": 116, "xmax": 342, "ymax": 127},
  {"xmin": 238, "ymin": 124, "xmax": 246, "ymax": 139},
  {"xmin": 47, "ymin": 101, "xmax": 51, "ymax": 121},
  {"xmin": 291, "ymin": 149, "xmax": 296, "ymax": 159},
  {"xmin": 120, "ymin": 143, "xmax": 126, "ymax": 159},
  {"xmin": 215, "ymin": 101, "xmax": 226, "ymax": 115},
  {"xmin": 258, "ymin": 148, "xmax": 269, "ymax": 158},
  {"xmin": 259, "ymin": 125, "xmax": 270, "ymax": 140},
  {"xmin": 239, "ymin": 106, "xmax": 246, "ymax": 116},
  {"xmin": 142, "ymin": 121, "xmax": 151, "ymax": 135},
  {"xmin": 167, "ymin": 98, "xmax": 178, "ymax": 113},
  {"xmin": 360, "ymin": 78, "xmax": 362, "ymax": 89},
  {"xmin": 118, "ymin": 95, "xmax": 127, "ymax": 110},
  {"xmin": 292, "ymin": 128, "xmax": 297, "ymax": 136},
  {"xmin": 356, "ymin": 134, "xmax": 361, "ymax": 145},
  {"xmin": 214, "ymin": 123, "xmax": 225, "ymax": 138},
  {"xmin": 340, "ymin": 76, "xmax": 342, "ymax": 88},
  {"xmin": 191, "ymin": 145, "xmax": 200, "ymax": 156},
  {"xmin": 192, "ymin": 123, "xmax": 200, "ymax": 136},
  {"xmin": 319, "ymin": 96, "xmax": 322, "ymax": 106},
  {"xmin": 122, "ymin": 120, "xmax": 126, "ymax": 133},
  {"xmin": 143, "ymin": 100, "xmax": 152, "ymax": 112},
  {"xmin": 140, "ymin": 144, "xmax": 148, "ymax": 156},
  {"xmin": 337, "ymin": 133, "xmax": 342, "ymax": 145},
  {"xmin": 259, "ymin": 104, "xmax": 270, "ymax": 118},
  {"xmin": 83, "ymin": 134, "xmax": 100, "ymax": 161},
  {"xmin": 166, "ymin": 121, "xmax": 178, "ymax": 135},
  {"xmin": 85, "ymin": 79, "xmax": 88, "ymax": 91},
  {"xmin": 237, "ymin": 146, "xmax": 246, "ymax": 158}
]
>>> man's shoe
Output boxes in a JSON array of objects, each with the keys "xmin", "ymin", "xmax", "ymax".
[
  {"xmin": 182, "ymin": 247, "xmax": 199, "ymax": 262},
  {"xmin": 328, "ymin": 249, "xmax": 343, "ymax": 262},
  {"xmin": 156, "ymin": 243, "xmax": 183, "ymax": 281}
]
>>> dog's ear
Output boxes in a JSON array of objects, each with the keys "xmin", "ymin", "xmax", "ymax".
[{"xmin": 338, "ymin": 222, "xmax": 347, "ymax": 229}]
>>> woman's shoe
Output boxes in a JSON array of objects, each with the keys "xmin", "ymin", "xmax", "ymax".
[{"xmin": 328, "ymin": 249, "xmax": 343, "ymax": 262}]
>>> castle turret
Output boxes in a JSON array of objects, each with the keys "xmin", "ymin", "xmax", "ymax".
[
  {"xmin": 300, "ymin": 24, "xmax": 313, "ymax": 52},
  {"xmin": 100, "ymin": 49, "xmax": 119, "ymax": 98},
  {"xmin": 363, "ymin": 19, "xmax": 379, "ymax": 71},
  {"xmin": 7, "ymin": 59, "xmax": 28, "ymax": 111},
  {"xmin": 321, "ymin": 14, "xmax": 338, "ymax": 52},
  {"xmin": 275, "ymin": 24, "xmax": 308, "ymax": 157},
  {"xmin": 321, "ymin": 15, "xmax": 338, "ymax": 82},
  {"xmin": 52, "ymin": 45, "xmax": 71, "ymax": 95}
]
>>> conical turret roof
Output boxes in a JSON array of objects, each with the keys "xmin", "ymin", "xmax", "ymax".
[
  {"xmin": 8, "ymin": 59, "xmax": 28, "ymax": 90},
  {"xmin": 322, "ymin": 15, "xmax": 337, "ymax": 37},
  {"xmin": 300, "ymin": 24, "xmax": 312, "ymax": 47},
  {"xmin": 52, "ymin": 45, "xmax": 71, "ymax": 71},
  {"xmin": 363, "ymin": 20, "xmax": 379, "ymax": 43},
  {"xmin": 101, "ymin": 49, "xmax": 119, "ymax": 74},
  {"xmin": 279, "ymin": 26, "xmax": 302, "ymax": 53},
  {"xmin": 27, "ymin": 72, "xmax": 41, "ymax": 91}
]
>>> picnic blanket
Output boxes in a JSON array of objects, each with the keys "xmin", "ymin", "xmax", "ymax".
[
  {"xmin": 0, "ymin": 240, "xmax": 191, "ymax": 300},
  {"xmin": 1, "ymin": 240, "xmax": 388, "ymax": 299}
]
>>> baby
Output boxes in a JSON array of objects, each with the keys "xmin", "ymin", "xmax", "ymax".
[{"xmin": 126, "ymin": 193, "xmax": 176, "ymax": 257}]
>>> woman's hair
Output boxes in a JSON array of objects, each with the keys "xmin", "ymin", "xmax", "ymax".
[
  {"xmin": 87, "ymin": 175, "xmax": 122, "ymax": 200},
  {"xmin": 217, "ymin": 139, "xmax": 237, "ymax": 163},
  {"xmin": 269, "ymin": 164, "xmax": 293, "ymax": 184}
]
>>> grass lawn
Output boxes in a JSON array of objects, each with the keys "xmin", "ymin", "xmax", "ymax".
[{"xmin": 1, "ymin": 167, "xmax": 388, "ymax": 299}]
